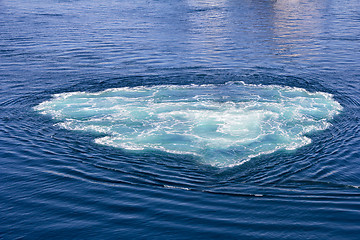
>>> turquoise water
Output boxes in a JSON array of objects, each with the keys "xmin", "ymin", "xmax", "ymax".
[{"xmin": 36, "ymin": 82, "xmax": 342, "ymax": 167}]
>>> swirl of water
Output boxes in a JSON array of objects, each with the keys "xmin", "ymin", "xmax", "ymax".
[{"xmin": 35, "ymin": 82, "xmax": 342, "ymax": 167}]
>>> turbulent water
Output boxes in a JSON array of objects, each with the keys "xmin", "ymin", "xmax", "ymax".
[
  {"xmin": 1, "ymin": 0, "xmax": 360, "ymax": 239},
  {"xmin": 35, "ymin": 83, "xmax": 342, "ymax": 167}
]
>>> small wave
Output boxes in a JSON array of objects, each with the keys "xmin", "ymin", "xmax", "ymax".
[{"xmin": 34, "ymin": 82, "xmax": 342, "ymax": 167}]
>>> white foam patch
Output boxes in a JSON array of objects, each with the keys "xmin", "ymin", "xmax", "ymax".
[{"xmin": 34, "ymin": 82, "xmax": 342, "ymax": 167}]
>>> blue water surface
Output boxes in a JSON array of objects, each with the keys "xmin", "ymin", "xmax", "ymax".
[{"xmin": 1, "ymin": 0, "xmax": 360, "ymax": 239}]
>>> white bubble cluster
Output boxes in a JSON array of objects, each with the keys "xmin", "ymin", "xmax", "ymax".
[{"xmin": 35, "ymin": 82, "xmax": 342, "ymax": 167}]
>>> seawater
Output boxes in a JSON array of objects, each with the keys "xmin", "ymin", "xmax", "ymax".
[
  {"xmin": 35, "ymin": 82, "xmax": 342, "ymax": 167},
  {"xmin": 1, "ymin": 0, "xmax": 360, "ymax": 239}
]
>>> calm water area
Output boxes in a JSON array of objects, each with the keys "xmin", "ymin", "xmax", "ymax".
[{"xmin": 1, "ymin": 0, "xmax": 360, "ymax": 239}]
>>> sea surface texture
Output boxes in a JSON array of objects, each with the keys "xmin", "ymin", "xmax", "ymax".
[{"xmin": 1, "ymin": 0, "xmax": 360, "ymax": 239}]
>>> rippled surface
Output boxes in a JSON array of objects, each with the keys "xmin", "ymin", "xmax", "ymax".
[
  {"xmin": 36, "ymin": 83, "xmax": 342, "ymax": 167},
  {"xmin": 1, "ymin": 0, "xmax": 360, "ymax": 239}
]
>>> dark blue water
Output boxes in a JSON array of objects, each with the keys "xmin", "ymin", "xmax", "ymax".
[{"xmin": 1, "ymin": 0, "xmax": 360, "ymax": 239}]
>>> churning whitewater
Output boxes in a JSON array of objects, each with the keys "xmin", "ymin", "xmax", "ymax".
[{"xmin": 35, "ymin": 82, "xmax": 342, "ymax": 167}]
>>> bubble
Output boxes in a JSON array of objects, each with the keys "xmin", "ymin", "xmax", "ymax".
[{"xmin": 35, "ymin": 82, "xmax": 342, "ymax": 167}]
